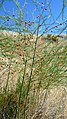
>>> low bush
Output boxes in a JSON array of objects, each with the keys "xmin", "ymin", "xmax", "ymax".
[{"xmin": 47, "ymin": 34, "xmax": 59, "ymax": 42}]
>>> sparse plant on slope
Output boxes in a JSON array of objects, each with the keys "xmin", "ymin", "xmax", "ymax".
[{"xmin": 47, "ymin": 34, "xmax": 59, "ymax": 42}]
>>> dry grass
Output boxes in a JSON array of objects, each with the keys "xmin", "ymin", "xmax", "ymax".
[{"xmin": 0, "ymin": 31, "xmax": 67, "ymax": 119}]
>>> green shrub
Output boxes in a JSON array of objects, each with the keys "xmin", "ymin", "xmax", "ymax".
[
  {"xmin": 47, "ymin": 34, "xmax": 58, "ymax": 42},
  {"xmin": 51, "ymin": 35, "xmax": 58, "ymax": 42}
]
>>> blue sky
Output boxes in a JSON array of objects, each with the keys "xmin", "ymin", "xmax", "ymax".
[{"xmin": 0, "ymin": 0, "xmax": 67, "ymax": 34}]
